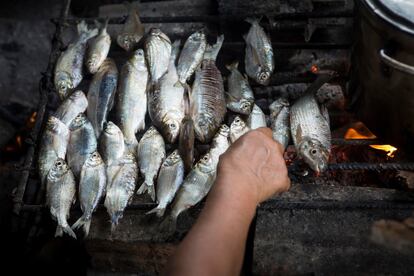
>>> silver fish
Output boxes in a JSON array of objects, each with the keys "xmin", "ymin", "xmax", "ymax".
[
  {"xmin": 116, "ymin": 2, "xmax": 145, "ymax": 52},
  {"xmin": 269, "ymin": 98, "xmax": 290, "ymax": 151},
  {"xmin": 145, "ymin": 28, "xmax": 172, "ymax": 84},
  {"xmin": 67, "ymin": 114, "xmax": 97, "ymax": 179},
  {"xmin": 179, "ymin": 90, "xmax": 195, "ymax": 173},
  {"xmin": 226, "ymin": 61, "xmax": 255, "ymax": 115},
  {"xmin": 209, "ymin": 124, "xmax": 230, "ymax": 168},
  {"xmin": 55, "ymin": 21, "xmax": 98, "ymax": 99},
  {"xmin": 104, "ymin": 153, "xmax": 138, "ymax": 231},
  {"xmin": 230, "ymin": 116, "xmax": 250, "ymax": 143},
  {"xmin": 87, "ymin": 58, "xmax": 118, "ymax": 138},
  {"xmin": 176, "ymin": 30, "xmax": 207, "ymax": 85},
  {"xmin": 38, "ymin": 116, "xmax": 70, "ymax": 185},
  {"xmin": 136, "ymin": 126, "xmax": 166, "ymax": 201},
  {"xmin": 191, "ymin": 35, "xmax": 226, "ymax": 143},
  {"xmin": 146, "ymin": 150, "xmax": 184, "ymax": 217},
  {"xmin": 72, "ymin": 151, "xmax": 106, "ymax": 236},
  {"xmin": 148, "ymin": 40, "xmax": 185, "ymax": 143},
  {"xmin": 46, "ymin": 158, "xmax": 77, "ymax": 239},
  {"xmin": 116, "ymin": 49, "xmax": 148, "ymax": 149},
  {"xmin": 244, "ymin": 18, "xmax": 274, "ymax": 86},
  {"xmin": 290, "ymin": 92, "xmax": 331, "ymax": 173},
  {"xmin": 86, "ymin": 19, "xmax": 111, "ymax": 74},
  {"xmin": 169, "ymin": 152, "xmax": 216, "ymax": 224},
  {"xmin": 99, "ymin": 121, "xmax": 125, "ymax": 165},
  {"xmin": 54, "ymin": 90, "xmax": 88, "ymax": 127},
  {"xmin": 247, "ymin": 104, "xmax": 267, "ymax": 129}
]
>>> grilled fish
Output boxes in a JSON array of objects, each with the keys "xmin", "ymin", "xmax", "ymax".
[
  {"xmin": 116, "ymin": 2, "xmax": 145, "ymax": 51},
  {"xmin": 55, "ymin": 90, "xmax": 88, "ymax": 127},
  {"xmin": 145, "ymin": 28, "xmax": 172, "ymax": 84},
  {"xmin": 290, "ymin": 91, "xmax": 331, "ymax": 173},
  {"xmin": 99, "ymin": 121, "xmax": 125, "ymax": 165},
  {"xmin": 55, "ymin": 21, "xmax": 98, "ymax": 99},
  {"xmin": 148, "ymin": 40, "xmax": 185, "ymax": 143},
  {"xmin": 179, "ymin": 90, "xmax": 195, "ymax": 173},
  {"xmin": 209, "ymin": 124, "xmax": 230, "ymax": 168},
  {"xmin": 226, "ymin": 61, "xmax": 255, "ymax": 115},
  {"xmin": 191, "ymin": 35, "xmax": 226, "ymax": 143},
  {"xmin": 230, "ymin": 116, "xmax": 250, "ymax": 143},
  {"xmin": 72, "ymin": 151, "xmax": 106, "ymax": 236},
  {"xmin": 137, "ymin": 126, "xmax": 166, "ymax": 201},
  {"xmin": 67, "ymin": 114, "xmax": 97, "ymax": 179},
  {"xmin": 116, "ymin": 49, "xmax": 148, "ymax": 150},
  {"xmin": 244, "ymin": 18, "xmax": 274, "ymax": 86},
  {"xmin": 147, "ymin": 150, "xmax": 184, "ymax": 217},
  {"xmin": 269, "ymin": 98, "xmax": 290, "ymax": 151},
  {"xmin": 104, "ymin": 153, "xmax": 138, "ymax": 231},
  {"xmin": 87, "ymin": 58, "xmax": 118, "ymax": 138},
  {"xmin": 176, "ymin": 30, "xmax": 207, "ymax": 85},
  {"xmin": 86, "ymin": 19, "xmax": 111, "ymax": 74},
  {"xmin": 38, "ymin": 116, "xmax": 70, "ymax": 185},
  {"xmin": 169, "ymin": 152, "xmax": 216, "ymax": 225},
  {"xmin": 247, "ymin": 104, "xmax": 267, "ymax": 129},
  {"xmin": 46, "ymin": 159, "xmax": 77, "ymax": 239}
]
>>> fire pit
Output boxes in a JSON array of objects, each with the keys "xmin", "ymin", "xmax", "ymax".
[{"xmin": 12, "ymin": 0, "xmax": 414, "ymax": 274}]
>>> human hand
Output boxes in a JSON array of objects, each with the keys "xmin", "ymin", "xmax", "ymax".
[{"xmin": 215, "ymin": 128, "xmax": 290, "ymax": 206}]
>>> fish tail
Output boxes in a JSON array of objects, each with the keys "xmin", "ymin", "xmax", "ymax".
[
  {"xmin": 146, "ymin": 205, "xmax": 166, "ymax": 217},
  {"xmin": 245, "ymin": 17, "xmax": 262, "ymax": 25},
  {"xmin": 110, "ymin": 211, "xmax": 123, "ymax": 233},
  {"xmin": 136, "ymin": 182, "xmax": 149, "ymax": 195},
  {"xmin": 204, "ymin": 35, "xmax": 224, "ymax": 61},
  {"xmin": 72, "ymin": 215, "xmax": 92, "ymax": 237},
  {"xmin": 77, "ymin": 20, "xmax": 98, "ymax": 41},
  {"xmin": 174, "ymin": 81, "xmax": 183, "ymax": 88},
  {"xmin": 159, "ymin": 215, "xmax": 177, "ymax": 234},
  {"xmin": 226, "ymin": 61, "xmax": 239, "ymax": 71},
  {"xmin": 55, "ymin": 224, "xmax": 77, "ymax": 239}
]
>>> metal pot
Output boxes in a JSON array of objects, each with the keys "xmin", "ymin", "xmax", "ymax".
[{"xmin": 349, "ymin": 0, "xmax": 414, "ymax": 150}]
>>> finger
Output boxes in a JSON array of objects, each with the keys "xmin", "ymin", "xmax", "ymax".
[{"xmin": 254, "ymin": 127, "xmax": 273, "ymax": 138}]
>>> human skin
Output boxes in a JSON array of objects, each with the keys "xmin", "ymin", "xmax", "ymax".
[{"xmin": 164, "ymin": 128, "xmax": 291, "ymax": 276}]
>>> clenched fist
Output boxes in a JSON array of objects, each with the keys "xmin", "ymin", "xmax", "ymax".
[{"xmin": 215, "ymin": 128, "xmax": 290, "ymax": 206}]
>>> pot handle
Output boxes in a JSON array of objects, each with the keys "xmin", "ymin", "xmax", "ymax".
[{"xmin": 380, "ymin": 49, "xmax": 414, "ymax": 75}]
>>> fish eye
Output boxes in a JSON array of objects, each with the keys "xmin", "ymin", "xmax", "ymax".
[
  {"xmin": 169, "ymin": 123, "xmax": 176, "ymax": 129},
  {"xmin": 235, "ymin": 117, "xmax": 240, "ymax": 123},
  {"xmin": 203, "ymin": 156, "xmax": 208, "ymax": 161},
  {"xmin": 57, "ymin": 161, "xmax": 62, "ymax": 166},
  {"xmin": 310, "ymin": 149, "xmax": 317, "ymax": 155}
]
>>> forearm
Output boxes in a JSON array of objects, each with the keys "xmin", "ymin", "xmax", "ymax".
[{"xmin": 165, "ymin": 176, "xmax": 257, "ymax": 276}]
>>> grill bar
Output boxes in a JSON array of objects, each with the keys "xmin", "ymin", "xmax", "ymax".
[{"xmin": 328, "ymin": 163, "xmax": 414, "ymax": 171}]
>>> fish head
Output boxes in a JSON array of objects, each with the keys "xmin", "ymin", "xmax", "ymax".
[
  {"xmin": 103, "ymin": 121, "xmax": 121, "ymax": 136},
  {"xmin": 239, "ymin": 99, "xmax": 254, "ymax": 114},
  {"xmin": 197, "ymin": 153, "xmax": 214, "ymax": 174},
  {"xmin": 69, "ymin": 113, "xmax": 87, "ymax": 131},
  {"xmin": 164, "ymin": 150, "xmax": 182, "ymax": 167},
  {"xmin": 49, "ymin": 158, "xmax": 69, "ymax": 179},
  {"xmin": 67, "ymin": 90, "xmax": 88, "ymax": 107},
  {"xmin": 85, "ymin": 151, "xmax": 104, "ymax": 167},
  {"xmin": 144, "ymin": 126, "xmax": 160, "ymax": 138},
  {"xmin": 162, "ymin": 118, "xmax": 180, "ymax": 143},
  {"xmin": 298, "ymin": 138, "xmax": 330, "ymax": 174},
  {"xmin": 194, "ymin": 116, "xmax": 215, "ymax": 143},
  {"xmin": 46, "ymin": 116, "xmax": 67, "ymax": 134},
  {"xmin": 230, "ymin": 116, "xmax": 248, "ymax": 137},
  {"xmin": 55, "ymin": 72, "xmax": 73, "ymax": 98},
  {"xmin": 86, "ymin": 53, "xmax": 101, "ymax": 73},
  {"xmin": 269, "ymin": 97, "xmax": 289, "ymax": 117},
  {"xmin": 189, "ymin": 30, "xmax": 206, "ymax": 43},
  {"xmin": 149, "ymin": 28, "xmax": 171, "ymax": 43},
  {"xmin": 256, "ymin": 70, "xmax": 271, "ymax": 85},
  {"xmin": 131, "ymin": 49, "xmax": 147, "ymax": 71},
  {"xmin": 117, "ymin": 34, "xmax": 135, "ymax": 52},
  {"xmin": 216, "ymin": 124, "xmax": 230, "ymax": 137}
]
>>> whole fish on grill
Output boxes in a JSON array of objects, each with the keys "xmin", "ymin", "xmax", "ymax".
[
  {"xmin": 137, "ymin": 126, "xmax": 166, "ymax": 200},
  {"xmin": 72, "ymin": 151, "xmax": 106, "ymax": 236},
  {"xmin": 99, "ymin": 121, "xmax": 125, "ymax": 165},
  {"xmin": 290, "ymin": 91, "xmax": 331, "ymax": 173},
  {"xmin": 116, "ymin": 2, "xmax": 145, "ymax": 52},
  {"xmin": 55, "ymin": 90, "xmax": 88, "ymax": 127},
  {"xmin": 176, "ymin": 30, "xmax": 207, "ymax": 86},
  {"xmin": 209, "ymin": 124, "xmax": 230, "ymax": 168},
  {"xmin": 86, "ymin": 19, "xmax": 111, "ymax": 74},
  {"xmin": 247, "ymin": 104, "xmax": 267, "ymax": 129},
  {"xmin": 244, "ymin": 18, "xmax": 274, "ymax": 86},
  {"xmin": 179, "ymin": 90, "xmax": 194, "ymax": 173},
  {"xmin": 146, "ymin": 150, "xmax": 184, "ymax": 217},
  {"xmin": 269, "ymin": 98, "xmax": 290, "ymax": 151},
  {"xmin": 87, "ymin": 58, "xmax": 118, "ymax": 138},
  {"xmin": 104, "ymin": 153, "xmax": 138, "ymax": 231},
  {"xmin": 226, "ymin": 61, "xmax": 255, "ymax": 115},
  {"xmin": 67, "ymin": 114, "xmax": 97, "ymax": 179},
  {"xmin": 230, "ymin": 116, "xmax": 250, "ymax": 143},
  {"xmin": 145, "ymin": 28, "xmax": 172, "ymax": 84},
  {"xmin": 38, "ymin": 116, "xmax": 70, "ymax": 185},
  {"xmin": 55, "ymin": 21, "xmax": 98, "ymax": 99},
  {"xmin": 148, "ymin": 40, "xmax": 185, "ymax": 143},
  {"xmin": 116, "ymin": 49, "xmax": 148, "ymax": 150},
  {"xmin": 191, "ymin": 35, "xmax": 226, "ymax": 143},
  {"xmin": 168, "ymin": 152, "xmax": 216, "ymax": 226},
  {"xmin": 46, "ymin": 159, "xmax": 77, "ymax": 239}
]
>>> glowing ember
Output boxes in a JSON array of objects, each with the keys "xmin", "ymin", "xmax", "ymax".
[
  {"xmin": 311, "ymin": 65, "xmax": 319, "ymax": 74},
  {"xmin": 344, "ymin": 122, "xmax": 398, "ymax": 158},
  {"xmin": 29, "ymin": 112, "xmax": 37, "ymax": 124}
]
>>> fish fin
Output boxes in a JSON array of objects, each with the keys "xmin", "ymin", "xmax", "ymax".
[
  {"xmin": 203, "ymin": 35, "xmax": 224, "ymax": 61},
  {"xmin": 225, "ymin": 61, "xmax": 239, "ymax": 71},
  {"xmin": 174, "ymin": 81, "xmax": 183, "ymax": 88},
  {"xmin": 225, "ymin": 91, "xmax": 237, "ymax": 101},
  {"xmin": 146, "ymin": 206, "xmax": 166, "ymax": 217},
  {"xmin": 56, "ymin": 224, "xmax": 77, "ymax": 239},
  {"xmin": 136, "ymin": 183, "xmax": 149, "ymax": 195},
  {"xmin": 242, "ymin": 34, "xmax": 248, "ymax": 42},
  {"xmin": 72, "ymin": 216, "xmax": 92, "ymax": 237},
  {"xmin": 245, "ymin": 16, "xmax": 263, "ymax": 25},
  {"xmin": 295, "ymin": 124, "xmax": 303, "ymax": 146},
  {"xmin": 110, "ymin": 211, "xmax": 123, "ymax": 233},
  {"xmin": 77, "ymin": 20, "xmax": 98, "ymax": 41}
]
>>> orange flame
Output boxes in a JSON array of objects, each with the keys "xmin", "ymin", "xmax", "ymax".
[
  {"xmin": 311, "ymin": 65, "xmax": 319, "ymax": 74},
  {"xmin": 344, "ymin": 122, "xmax": 397, "ymax": 158}
]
